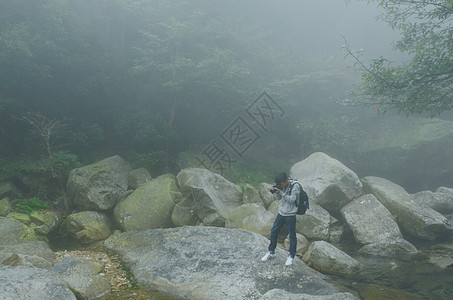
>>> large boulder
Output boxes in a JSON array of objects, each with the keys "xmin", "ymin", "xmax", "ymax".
[
  {"xmin": 341, "ymin": 194, "xmax": 417, "ymax": 258},
  {"xmin": 412, "ymin": 188, "xmax": 453, "ymax": 215},
  {"xmin": 104, "ymin": 226, "xmax": 344, "ymax": 299},
  {"xmin": 242, "ymin": 183, "xmax": 264, "ymax": 206},
  {"xmin": 51, "ymin": 257, "xmax": 111, "ymax": 299},
  {"xmin": 225, "ymin": 203, "xmax": 275, "ymax": 236},
  {"xmin": 176, "ymin": 168, "xmax": 243, "ymax": 226},
  {"xmin": 290, "ymin": 152, "xmax": 363, "ymax": 217},
  {"xmin": 349, "ymin": 116, "xmax": 453, "ymax": 193},
  {"xmin": 113, "ymin": 175, "xmax": 181, "ymax": 231},
  {"xmin": 0, "ymin": 265, "xmax": 76, "ymax": 299},
  {"xmin": 30, "ymin": 210, "xmax": 63, "ymax": 235},
  {"xmin": 295, "ymin": 201, "xmax": 331, "ymax": 241},
  {"xmin": 66, "ymin": 211, "xmax": 112, "ymax": 244},
  {"xmin": 67, "ymin": 155, "xmax": 132, "ymax": 210},
  {"xmin": 171, "ymin": 199, "xmax": 201, "ymax": 227},
  {"xmin": 341, "ymin": 194, "xmax": 402, "ymax": 245},
  {"xmin": 284, "ymin": 233, "xmax": 310, "ymax": 256},
  {"xmin": 302, "ymin": 240, "xmax": 361, "ymax": 277},
  {"xmin": 0, "ymin": 241, "xmax": 55, "ymax": 269},
  {"xmin": 0, "ymin": 217, "xmax": 38, "ymax": 245},
  {"xmin": 259, "ymin": 183, "xmax": 275, "ymax": 209},
  {"xmin": 362, "ymin": 176, "xmax": 452, "ymax": 241},
  {"xmin": 358, "ymin": 239, "xmax": 417, "ymax": 259}
]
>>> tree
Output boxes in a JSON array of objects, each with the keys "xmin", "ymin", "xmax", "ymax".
[
  {"xmin": 20, "ymin": 113, "xmax": 79, "ymax": 212},
  {"xmin": 344, "ymin": 0, "xmax": 453, "ymax": 117}
]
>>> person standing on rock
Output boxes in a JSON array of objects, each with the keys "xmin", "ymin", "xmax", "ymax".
[{"xmin": 261, "ymin": 172, "xmax": 300, "ymax": 266}]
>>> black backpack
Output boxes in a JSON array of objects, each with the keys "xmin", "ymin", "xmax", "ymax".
[{"xmin": 288, "ymin": 180, "xmax": 309, "ymax": 215}]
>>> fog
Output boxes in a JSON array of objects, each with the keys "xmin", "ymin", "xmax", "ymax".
[
  {"xmin": 1, "ymin": 1, "xmax": 453, "ymax": 299},
  {"xmin": 246, "ymin": 0, "xmax": 401, "ymax": 58},
  {"xmin": 1, "ymin": 0, "xmax": 450, "ymax": 191}
]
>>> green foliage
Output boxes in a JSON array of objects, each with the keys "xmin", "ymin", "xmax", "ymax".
[
  {"xmin": 345, "ymin": 0, "xmax": 453, "ymax": 116},
  {"xmin": 11, "ymin": 197, "xmax": 49, "ymax": 214},
  {"xmin": 114, "ymin": 111, "xmax": 176, "ymax": 154},
  {"xmin": 223, "ymin": 166, "xmax": 272, "ymax": 189},
  {"xmin": 41, "ymin": 151, "xmax": 80, "ymax": 177},
  {"xmin": 296, "ymin": 115, "xmax": 364, "ymax": 154},
  {"xmin": 0, "ymin": 152, "xmax": 80, "ymax": 201},
  {"xmin": 134, "ymin": 151, "xmax": 169, "ymax": 176}
]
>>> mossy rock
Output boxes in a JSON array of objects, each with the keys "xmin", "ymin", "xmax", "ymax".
[
  {"xmin": 7, "ymin": 212, "xmax": 32, "ymax": 225},
  {"xmin": 0, "ymin": 197, "xmax": 11, "ymax": 217}
]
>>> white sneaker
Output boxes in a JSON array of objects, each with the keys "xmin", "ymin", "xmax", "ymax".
[
  {"xmin": 261, "ymin": 252, "xmax": 276, "ymax": 261},
  {"xmin": 285, "ymin": 256, "xmax": 294, "ymax": 266}
]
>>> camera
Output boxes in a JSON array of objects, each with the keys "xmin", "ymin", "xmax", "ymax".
[{"xmin": 269, "ymin": 184, "xmax": 283, "ymax": 194}]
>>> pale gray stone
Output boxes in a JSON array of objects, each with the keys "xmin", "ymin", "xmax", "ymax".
[
  {"xmin": 362, "ymin": 176, "xmax": 452, "ymax": 241},
  {"xmin": 302, "ymin": 241, "xmax": 361, "ymax": 277},
  {"xmin": 176, "ymin": 168, "xmax": 243, "ymax": 226},
  {"xmin": 67, "ymin": 155, "xmax": 132, "ymax": 210},
  {"xmin": 290, "ymin": 152, "xmax": 363, "ymax": 216},
  {"xmin": 0, "ymin": 265, "xmax": 76, "ymax": 299},
  {"xmin": 104, "ymin": 226, "xmax": 342, "ymax": 299}
]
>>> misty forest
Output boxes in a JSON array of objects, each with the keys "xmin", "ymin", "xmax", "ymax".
[{"xmin": 1, "ymin": 0, "xmax": 453, "ymax": 299}]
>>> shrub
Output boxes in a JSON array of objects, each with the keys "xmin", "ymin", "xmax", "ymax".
[{"xmin": 11, "ymin": 197, "xmax": 50, "ymax": 214}]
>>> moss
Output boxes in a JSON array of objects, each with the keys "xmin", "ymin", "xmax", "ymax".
[
  {"xmin": 11, "ymin": 197, "xmax": 50, "ymax": 215},
  {"xmin": 7, "ymin": 212, "xmax": 32, "ymax": 225}
]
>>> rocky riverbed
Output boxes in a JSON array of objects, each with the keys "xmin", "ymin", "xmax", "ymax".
[{"xmin": 53, "ymin": 246, "xmax": 180, "ymax": 300}]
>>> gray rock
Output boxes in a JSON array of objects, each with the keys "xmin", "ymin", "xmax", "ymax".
[
  {"xmin": 30, "ymin": 210, "xmax": 63, "ymax": 235},
  {"xmin": 0, "ymin": 241, "xmax": 55, "ymax": 269},
  {"xmin": 127, "ymin": 167, "xmax": 152, "ymax": 189},
  {"xmin": 51, "ymin": 257, "xmax": 111, "ymax": 300},
  {"xmin": 243, "ymin": 183, "xmax": 264, "ymax": 206},
  {"xmin": 362, "ymin": 176, "xmax": 452, "ymax": 241},
  {"xmin": 413, "ymin": 189, "xmax": 453, "ymax": 214},
  {"xmin": 259, "ymin": 183, "xmax": 275, "ymax": 209},
  {"xmin": 104, "ymin": 226, "xmax": 342, "ymax": 299},
  {"xmin": 114, "ymin": 175, "xmax": 181, "ymax": 231},
  {"xmin": 284, "ymin": 233, "xmax": 310, "ymax": 256},
  {"xmin": 0, "ymin": 265, "xmax": 76, "ymax": 299},
  {"xmin": 67, "ymin": 155, "xmax": 132, "ymax": 210},
  {"xmin": 225, "ymin": 203, "xmax": 274, "ymax": 236},
  {"xmin": 171, "ymin": 198, "xmax": 200, "ymax": 227},
  {"xmin": 259, "ymin": 289, "xmax": 360, "ymax": 300},
  {"xmin": 358, "ymin": 239, "xmax": 417, "ymax": 259},
  {"xmin": 437, "ymin": 186, "xmax": 453, "ymax": 195},
  {"xmin": 428, "ymin": 254, "xmax": 453, "ymax": 269},
  {"xmin": 302, "ymin": 241, "xmax": 361, "ymax": 277},
  {"xmin": 0, "ymin": 217, "xmax": 29, "ymax": 245},
  {"xmin": 296, "ymin": 202, "xmax": 331, "ymax": 241},
  {"xmin": 341, "ymin": 194, "xmax": 402, "ymax": 245},
  {"xmin": 66, "ymin": 211, "xmax": 112, "ymax": 244},
  {"xmin": 176, "ymin": 168, "xmax": 243, "ymax": 226},
  {"xmin": 290, "ymin": 152, "xmax": 363, "ymax": 217}
]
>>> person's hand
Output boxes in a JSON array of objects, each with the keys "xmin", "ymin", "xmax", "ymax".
[{"xmin": 275, "ymin": 188, "xmax": 282, "ymax": 194}]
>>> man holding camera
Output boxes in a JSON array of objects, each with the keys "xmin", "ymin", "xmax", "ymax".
[{"xmin": 261, "ymin": 172, "xmax": 300, "ymax": 266}]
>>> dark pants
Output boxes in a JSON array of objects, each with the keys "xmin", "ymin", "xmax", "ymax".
[{"xmin": 268, "ymin": 213, "xmax": 297, "ymax": 258}]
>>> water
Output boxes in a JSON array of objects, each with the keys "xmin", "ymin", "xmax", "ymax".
[{"xmin": 331, "ymin": 239, "xmax": 453, "ymax": 300}]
